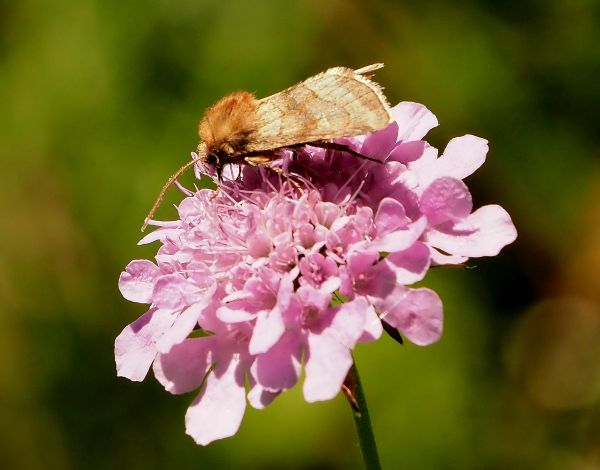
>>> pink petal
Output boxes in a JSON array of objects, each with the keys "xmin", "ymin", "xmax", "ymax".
[
  {"xmin": 217, "ymin": 303, "xmax": 257, "ymax": 322},
  {"xmin": 218, "ymin": 290, "xmax": 260, "ymax": 322},
  {"xmin": 297, "ymin": 285, "xmax": 331, "ymax": 312},
  {"xmin": 320, "ymin": 276, "xmax": 341, "ymax": 293},
  {"xmin": 115, "ymin": 308, "xmax": 176, "ymax": 381},
  {"xmin": 247, "ymin": 384, "xmax": 281, "ymax": 410},
  {"xmin": 358, "ymin": 305, "xmax": 384, "ymax": 342},
  {"xmin": 156, "ymin": 301, "xmax": 207, "ymax": 353},
  {"xmin": 153, "ymin": 337, "xmax": 214, "ymax": 394},
  {"xmin": 251, "ymin": 332, "xmax": 303, "ymax": 391},
  {"xmin": 314, "ymin": 201, "xmax": 342, "ymax": 228},
  {"xmin": 185, "ymin": 355, "xmax": 247, "ymax": 445},
  {"xmin": 152, "ymin": 275, "xmax": 200, "ymax": 310},
  {"xmin": 247, "ymin": 232, "xmax": 273, "ymax": 259},
  {"xmin": 429, "ymin": 247, "xmax": 468, "ymax": 266},
  {"xmin": 426, "ymin": 204, "xmax": 517, "ymax": 257},
  {"xmin": 361, "ymin": 122, "xmax": 399, "ymax": 159},
  {"xmin": 407, "ymin": 143, "xmax": 438, "ymax": 171},
  {"xmin": 303, "ymin": 333, "xmax": 353, "ymax": 402},
  {"xmin": 387, "ymin": 140, "xmax": 427, "ymax": 164},
  {"xmin": 367, "ymin": 216, "xmax": 427, "ymax": 253},
  {"xmin": 374, "ymin": 198, "xmax": 409, "ymax": 236},
  {"xmin": 302, "ymin": 298, "xmax": 371, "ymax": 401},
  {"xmin": 138, "ymin": 227, "xmax": 181, "ymax": 245},
  {"xmin": 384, "ymin": 241, "xmax": 431, "ymax": 284},
  {"xmin": 326, "ymin": 297, "xmax": 372, "ymax": 348},
  {"xmin": 433, "ymin": 135, "xmax": 488, "ymax": 182},
  {"xmin": 295, "ymin": 222, "xmax": 322, "ymax": 250},
  {"xmin": 345, "ymin": 250, "xmax": 378, "ymax": 282},
  {"xmin": 420, "ymin": 177, "xmax": 473, "ymax": 225},
  {"xmin": 249, "ymin": 308, "xmax": 285, "ymax": 355},
  {"xmin": 392, "ymin": 102, "xmax": 439, "ymax": 141},
  {"xmin": 118, "ymin": 260, "xmax": 160, "ymax": 303},
  {"xmin": 380, "ymin": 287, "xmax": 443, "ymax": 346},
  {"xmin": 276, "ymin": 274, "xmax": 295, "ymax": 312}
]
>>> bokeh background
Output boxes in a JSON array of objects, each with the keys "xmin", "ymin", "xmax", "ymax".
[{"xmin": 2, "ymin": 0, "xmax": 600, "ymax": 468}]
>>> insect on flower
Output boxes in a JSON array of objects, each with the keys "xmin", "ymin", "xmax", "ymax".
[{"xmin": 142, "ymin": 64, "xmax": 393, "ymax": 230}]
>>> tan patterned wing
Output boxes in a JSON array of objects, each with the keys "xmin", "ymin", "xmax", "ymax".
[{"xmin": 245, "ymin": 64, "xmax": 393, "ymax": 152}]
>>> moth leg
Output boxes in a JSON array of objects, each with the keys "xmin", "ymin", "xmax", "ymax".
[
  {"xmin": 308, "ymin": 141, "xmax": 383, "ymax": 163},
  {"xmin": 244, "ymin": 155, "xmax": 275, "ymax": 166},
  {"xmin": 244, "ymin": 155, "xmax": 303, "ymax": 192},
  {"xmin": 266, "ymin": 165, "xmax": 303, "ymax": 192}
]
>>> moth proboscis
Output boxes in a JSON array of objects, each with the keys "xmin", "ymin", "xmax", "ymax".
[{"xmin": 142, "ymin": 63, "xmax": 393, "ymax": 231}]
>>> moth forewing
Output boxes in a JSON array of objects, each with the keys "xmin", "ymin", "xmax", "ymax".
[{"xmin": 245, "ymin": 65, "xmax": 393, "ymax": 152}]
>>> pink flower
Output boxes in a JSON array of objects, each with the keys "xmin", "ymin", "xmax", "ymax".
[{"xmin": 116, "ymin": 101, "xmax": 517, "ymax": 445}]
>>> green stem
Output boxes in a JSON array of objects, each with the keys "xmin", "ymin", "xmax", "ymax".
[{"xmin": 347, "ymin": 361, "xmax": 382, "ymax": 470}]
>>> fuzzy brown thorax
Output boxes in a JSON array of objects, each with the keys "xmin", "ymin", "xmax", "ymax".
[{"xmin": 198, "ymin": 91, "xmax": 259, "ymax": 159}]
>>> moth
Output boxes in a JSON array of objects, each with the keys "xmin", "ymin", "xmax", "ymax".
[{"xmin": 142, "ymin": 63, "xmax": 393, "ymax": 230}]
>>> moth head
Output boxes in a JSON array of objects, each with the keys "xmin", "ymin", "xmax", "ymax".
[
  {"xmin": 197, "ymin": 142, "xmax": 223, "ymax": 180},
  {"xmin": 204, "ymin": 152, "xmax": 219, "ymax": 167}
]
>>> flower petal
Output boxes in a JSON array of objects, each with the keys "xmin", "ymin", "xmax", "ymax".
[
  {"xmin": 156, "ymin": 300, "xmax": 208, "ymax": 353},
  {"xmin": 361, "ymin": 122, "xmax": 399, "ymax": 159},
  {"xmin": 380, "ymin": 287, "xmax": 443, "ymax": 346},
  {"xmin": 153, "ymin": 337, "xmax": 214, "ymax": 394},
  {"xmin": 249, "ymin": 308, "xmax": 286, "ymax": 354},
  {"xmin": 247, "ymin": 384, "xmax": 281, "ymax": 410},
  {"xmin": 303, "ymin": 334, "xmax": 352, "ymax": 402},
  {"xmin": 367, "ymin": 216, "xmax": 427, "ymax": 253},
  {"xmin": 429, "ymin": 247, "xmax": 468, "ymax": 266},
  {"xmin": 115, "ymin": 308, "xmax": 176, "ymax": 381},
  {"xmin": 137, "ymin": 227, "xmax": 181, "ymax": 245},
  {"xmin": 433, "ymin": 135, "xmax": 488, "ymax": 182},
  {"xmin": 118, "ymin": 260, "xmax": 160, "ymax": 303},
  {"xmin": 152, "ymin": 275, "xmax": 201, "ymax": 310},
  {"xmin": 384, "ymin": 241, "xmax": 431, "ymax": 284},
  {"xmin": 247, "ymin": 232, "xmax": 272, "ymax": 259},
  {"xmin": 387, "ymin": 140, "xmax": 427, "ymax": 164},
  {"xmin": 303, "ymin": 298, "xmax": 371, "ymax": 401},
  {"xmin": 374, "ymin": 198, "xmax": 409, "ymax": 236},
  {"xmin": 326, "ymin": 297, "xmax": 372, "ymax": 348},
  {"xmin": 426, "ymin": 204, "xmax": 517, "ymax": 257},
  {"xmin": 420, "ymin": 177, "xmax": 473, "ymax": 225},
  {"xmin": 358, "ymin": 305, "xmax": 384, "ymax": 342},
  {"xmin": 393, "ymin": 102, "xmax": 439, "ymax": 141},
  {"xmin": 251, "ymin": 331, "xmax": 303, "ymax": 391},
  {"xmin": 185, "ymin": 355, "xmax": 247, "ymax": 445}
]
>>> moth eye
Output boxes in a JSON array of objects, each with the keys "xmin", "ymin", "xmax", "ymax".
[{"xmin": 205, "ymin": 154, "xmax": 217, "ymax": 165}]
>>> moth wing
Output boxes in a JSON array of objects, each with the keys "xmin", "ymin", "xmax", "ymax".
[{"xmin": 245, "ymin": 65, "xmax": 393, "ymax": 152}]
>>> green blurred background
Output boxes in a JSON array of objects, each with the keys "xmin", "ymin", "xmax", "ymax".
[{"xmin": 2, "ymin": 0, "xmax": 600, "ymax": 468}]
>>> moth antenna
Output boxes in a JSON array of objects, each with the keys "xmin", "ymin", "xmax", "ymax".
[{"xmin": 141, "ymin": 158, "xmax": 202, "ymax": 232}]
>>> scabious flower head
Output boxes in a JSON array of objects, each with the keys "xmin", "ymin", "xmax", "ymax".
[{"xmin": 116, "ymin": 102, "xmax": 517, "ymax": 445}]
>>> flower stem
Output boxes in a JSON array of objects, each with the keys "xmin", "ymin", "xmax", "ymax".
[{"xmin": 344, "ymin": 361, "xmax": 382, "ymax": 470}]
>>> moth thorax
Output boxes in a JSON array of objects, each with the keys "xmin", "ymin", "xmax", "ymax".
[{"xmin": 198, "ymin": 91, "xmax": 258, "ymax": 155}]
